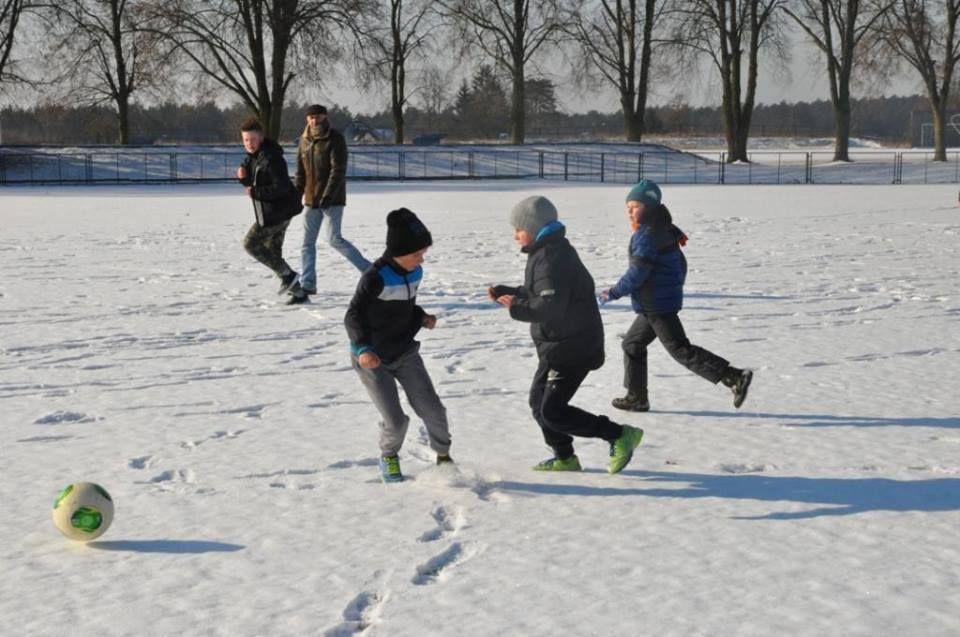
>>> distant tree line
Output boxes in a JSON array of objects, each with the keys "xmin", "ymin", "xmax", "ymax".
[
  {"xmin": 0, "ymin": 87, "xmax": 927, "ymax": 146},
  {"xmin": 2, "ymin": 0, "xmax": 959, "ymax": 160}
]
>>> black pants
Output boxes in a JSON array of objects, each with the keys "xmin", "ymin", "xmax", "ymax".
[
  {"xmin": 622, "ymin": 312, "xmax": 729, "ymax": 391},
  {"xmin": 529, "ymin": 359, "xmax": 623, "ymax": 459}
]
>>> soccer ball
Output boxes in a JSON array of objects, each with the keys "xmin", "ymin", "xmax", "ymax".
[{"xmin": 52, "ymin": 482, "xmax": 114, "ymax": 541}]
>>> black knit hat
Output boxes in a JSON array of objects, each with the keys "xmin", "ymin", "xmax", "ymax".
[
  {"xmin": 305, "ymin": 104, "xmax": 327, "ymax": 116},
  {"xmin": 385, "ymin": 208, "xmax": 433, "ymax": 257}
]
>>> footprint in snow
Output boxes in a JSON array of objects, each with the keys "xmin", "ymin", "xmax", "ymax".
[
  {"xmin": 418, "ymin": 505, "xmax": 466, "ymax": 543},
  {"xmin": 323, "ymin": 590, "xmax": 387, "ymax": 636},
  {"xmin": 412, "ymin": 541, "xmax": 483, "ymax": 586}
]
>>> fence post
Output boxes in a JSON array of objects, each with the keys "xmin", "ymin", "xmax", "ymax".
[
  {"xmin": 469, "ymin": 152, "xmax": 475, "ymax": 178},
  {"xmin": 400, "ymin": 151, "xmax": 406, "ymax": 180},
  {"xmin": 85, "ymin": 154, "xmax": 92, "ymax": 183},
  {"xmin": 805, "ymin": 153, "xmax": 812, "ymax": 184},
  {"xmin": 539, "ymin": 151, "xmax": 544, "ymax": 179},
  {"xmin": 564, "ymin": 152, "xmax": 568, "ymax": 181},
  {"xmin": 719, "ymin": 153, "xmax": 725, "ymax": 184},
  {"xmin": 777, "ymin": 153, "xmax": 782, "ymax": 185},
  {"xmin": 600, "ymin": 153, "xmax": 605, "ymax": 182}
]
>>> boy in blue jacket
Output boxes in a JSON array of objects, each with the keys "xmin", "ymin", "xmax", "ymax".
[
  {"xmin": 345, "ymin": 208, "xmax": 451, "ymax": 483},
  {"xmin": 600, "ymin": 180, "xmax": 752, "ymax": 412}
]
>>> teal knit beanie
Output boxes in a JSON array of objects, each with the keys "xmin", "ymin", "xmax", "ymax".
[{"xmin": 626, "ymin": 180, "xmax": 662, "ymax": 207}]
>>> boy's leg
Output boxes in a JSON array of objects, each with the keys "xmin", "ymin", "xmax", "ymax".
[
  {"xmin": 650, "ymin": 313, "xmax": 729, "ymax": 383},
  {"xmin": 300, "ymin": 207, "xmax": 322, "ymax": 291},
  {"xmin": 320, "ymin": 205, "xmax": 371, "ymax": 272},
  {"xmin": 393, "ymin": 348, "xmax": 451, "ymax": 455},
  {"xmin": 621, "ymin": 314, "xmax": 657, "ymax": 392},
  {"xmin": 352, "ymin": 357, "xmax": 410, "ymax": 457},
  {"xmin": 539, "ymin": 366, "xmax": 623, "ymax": 443},
  {"xmin": 529, "ymin": 361, "xmax": 575, "ymax": 459},
  {"xmin": 243, "ymin": 221, "xmax": 295, "ymax": 277}
]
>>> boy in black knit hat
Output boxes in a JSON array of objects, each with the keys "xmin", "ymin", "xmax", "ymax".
[{"xmin": 345, "ymin": 208, "xmax": 452, "ymax": 483}]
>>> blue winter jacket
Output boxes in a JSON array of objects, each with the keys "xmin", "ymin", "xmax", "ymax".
[{"xmin": 608, "ymin": 223, "xmax": 687, "ymax": 314}]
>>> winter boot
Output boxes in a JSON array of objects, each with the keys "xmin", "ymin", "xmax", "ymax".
[
  {"xmin": 612, "ymin": 389, "xmax": 650, "ymax": 412},
  {"xmin": 608, "ymin": 425, "xmax": 644, "ymax": 474},
  {"xmin": 278, "ymin": 271, "xmax": 299, "ymax": 294},
  {"xmin": 721, "ymin": 367, "xmax": 753, "ymax": 409},
  {"xmin": 379, "ymin": 455, "xmax": 403, "ymax": 483},
  {"xmin": 285, "ymin": 282, "xmax": 309, "ymax": 305},
  {"xmin": 533, "ymin": 455, "xmax": 583, "ymax": 472},
  {"xmin": 436, "ymin": 453, "xmax": 454, "ymax": 465}
]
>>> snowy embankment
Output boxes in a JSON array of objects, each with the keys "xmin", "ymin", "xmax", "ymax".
[{"xmin": 1, "ymin": 182, "xmax": 959, "ymax": 636}]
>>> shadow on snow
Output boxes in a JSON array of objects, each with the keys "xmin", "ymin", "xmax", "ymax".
[
  {"xmin": 495, "ymin": 470, "xmax": 960, "ymax": 520},
  {"xmin": 89, "ymin": 539, "xmax": 245, "ymax": 554}
]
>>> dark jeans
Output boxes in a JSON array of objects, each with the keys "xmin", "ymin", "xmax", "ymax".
[
  {"xmin": 243, "ymin": 220, "xmax": 294, "ymax": 278},
  {"xmin": 529, "ymin": 359, "xmax": 623, "ymax": 459},
  {"xmin": 622, "ymin": 312, "xmax": 729, "ymax": 391}
]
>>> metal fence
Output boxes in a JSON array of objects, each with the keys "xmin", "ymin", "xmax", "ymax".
[{"xmin": 2, "ymin": 148, "xmax": 959, "ymax": 185}]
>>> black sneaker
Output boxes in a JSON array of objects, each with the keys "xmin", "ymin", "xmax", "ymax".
[
  {"xmin": 278, "ymin": 271, "xmax": 299, "ymax": 294},
  {"xmin": 436, "ymin": 454, "xmax": 454, "ymax": 465},
  {"xmin": 286, "ymin": 293, "xmax": 309, "ymax": 305},
  {"xmin": 611, "ymin": 391, "xmax": 650, "ymax": 412},
  {"xmin": 301, "ymin": 287, "xmax": 317, "ymax": 296},
  {"xmin": 722, "ymin": 368, "xmax": 753, "ymax": 408}
]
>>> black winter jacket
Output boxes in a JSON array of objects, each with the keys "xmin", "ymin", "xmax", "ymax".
[
  {"xmin": 495, "ymin": 225, "xmax": 605, "ymax": 370},
  {"xmin": 239, "ymin": 138, "xmax": 301, "ymax": 227},
  {"xmin": 345, "ymin": 256, "xmax": 427, "ymax": 363}
]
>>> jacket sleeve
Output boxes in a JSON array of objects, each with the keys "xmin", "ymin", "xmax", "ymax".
[
  {"xmin": 238, "ymin": 155, "xmax": 253, "ymax": 187},
  {"xmin": 509, "ymin": 254, "xmax": 570, "ymax": 324},
  {"xmin": 491, "ymin": 284, "xmax": 523, "ymax": 298},
  {"xmin": 320, "ymin": 134, "xmax": 347, "ymax": 205},
  {"xmin": 607, "ymin": 233, "xmax": 653, "ymax": 300},
  {"xmin": 345, "ymin": 271, "xmax": 384, "ymax": 356},
  {"xmin": 295, "ymin": 141, "xmax": 306, "ymax": 193},
  {"xmin": 252, "ymin": 149, "xmax": 294, "ymax": 202}
]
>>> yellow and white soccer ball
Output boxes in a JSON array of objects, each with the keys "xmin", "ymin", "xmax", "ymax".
[{"xmin": 52, "ymin": 482, "xmax": 114, "ymax": 541}]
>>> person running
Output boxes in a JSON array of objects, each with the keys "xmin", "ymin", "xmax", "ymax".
[
  {"xmin": 600, "ymin": 180, "xmax": 753, "ymax": 412},
  {"xmin": 489, "ymin": 195, "xmax": 643, "ymax": 474},
  {"xmin": 295, "ymin": 104, "xmax": 369, "ymax": 295},
  {"xmin": 345, "ymin": 208, "xmax": 451, "ymax": 483},
  {"xmin": 236, "ymin": 117, "xmax": 306, "ymax": 305}
]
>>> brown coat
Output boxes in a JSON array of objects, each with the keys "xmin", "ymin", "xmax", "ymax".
[{"xmin": 295, "ymin": 124, "xmax": 348, "ymax": 208}]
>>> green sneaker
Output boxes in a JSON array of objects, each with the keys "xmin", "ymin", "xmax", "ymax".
[
  {"xmin": 379, "ymin": 455, "xmax": 403, "ymax": 483},
  {"xmin": 533, "ymin": 455, "xmax": 583, "ymax": 472},
  {"xmin": 608, "ymin": 425, "xmax": 644, "ymax": 474}
]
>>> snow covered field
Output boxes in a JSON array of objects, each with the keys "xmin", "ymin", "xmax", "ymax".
[{"xmin": 2, "ymin": 181, "xmax": 959, "ymax": 636}]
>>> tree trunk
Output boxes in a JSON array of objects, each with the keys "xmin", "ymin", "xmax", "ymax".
[
  {"xmin": 622, "ymin": 95, "xmax": 642, "ymax": 141},
  {"xmin": 510, "ymin": 64, "xmax": 525, "ymax": 143},
  {"xmin": 933, "ymin": 101, "xmax": 947, "ymax": 161},
  {"xmin": 116, "ymin": 94, "xmax": 129, "ymax": 145},
  {"xmin": 833, "ymin": 101, "xmax": 851, "ymax": 162}
]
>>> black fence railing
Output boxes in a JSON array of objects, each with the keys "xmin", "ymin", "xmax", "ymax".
[{"xmin": 2, "ymin": 148, "xmax": 959, "ymax": 185}]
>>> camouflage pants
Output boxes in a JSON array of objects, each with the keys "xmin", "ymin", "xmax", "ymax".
[{"xmin": 243, "ymin": 220, "xmax": 294, "ymax": 278}]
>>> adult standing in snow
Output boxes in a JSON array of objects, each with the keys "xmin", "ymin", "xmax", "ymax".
[
  {"xmin": 345, "ymin": 208, "xmax": 452, "ymax": 483},
  {"xmin": 295, "ymin": 104, "xmax": 369, "ymax": 295},
  {"xmin": 489, "ymin": 196, "xmax": 643, "ymax": 474},
  {"xmin": 236, "ymin": 117, "xmax": 307, "ymax": 305},
  {"xmin": 600, "ymin": 179, "xmax": 752, "ymax": 411}
]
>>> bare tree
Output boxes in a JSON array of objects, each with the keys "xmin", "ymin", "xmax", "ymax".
[
  {"xmin": 43, "ymin": 0, "xmax": 169, "ymax": 144},
  {"xmin": 880, "ymin": 0, "xmax": 960, "ymax": 160},
  {"xmin": 150, "ymin": 0, "xmax": 368, "ymax": 139},
  {"xmin": 359, "ymin": 0, "xmax": 436, "ymax": 144},
  {"xmin": 784, "ymin": 0, "xmax": 892, "ymax": 161},
  {"xmin": 564, "ymin": 0, "xmax": 667, "ymax": 142},
  {"xmin": 437, "ymin": 0, "xmax": 562, "ymax": 143},
  {"xmin": 673, "ymin": 0, "xmax": 785, "ymax": 161},
  {"xmin": 1, "ymin": 0, "xmax": 33, "ymax": 84},
  {"xmin": 416, "ymin": 64, "xmax": 452, "ymax": 114}
]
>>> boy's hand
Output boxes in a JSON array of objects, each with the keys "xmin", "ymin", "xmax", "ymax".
[
  {"xmin": 237, "ymin": 166, "xmax": 246, "ymax": 180},
  {"xmin": 358, "ymin": 351, "xmax": 381, "ymax": 369},
  {"xmin": 422, "ymin": 314, "xmax": 437, "ymax": 329},
  {"xmin": 598, "ymin": 290, "xmax": 610, "ymax": 305},
  {"xmin": 495, "ymin": 294, "xmax": 515, "ymax": 309},
  {"xmin": 487, "ymin": 286, "xmax": 498, "ymax": 302}
]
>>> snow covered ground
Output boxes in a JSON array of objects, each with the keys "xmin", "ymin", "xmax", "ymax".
[{"xmin": 2, "ymin": 181, "xmax": 959, "ymax": 636}]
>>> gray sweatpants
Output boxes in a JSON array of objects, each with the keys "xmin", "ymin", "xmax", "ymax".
[{"xmin": 352, "ymin": 344, "xmax": 451, "ymax": 457}]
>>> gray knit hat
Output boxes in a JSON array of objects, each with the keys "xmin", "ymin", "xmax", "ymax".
[{"xmin": 510, "ymin": 196, "xmax": 558, "ymax": 235}]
